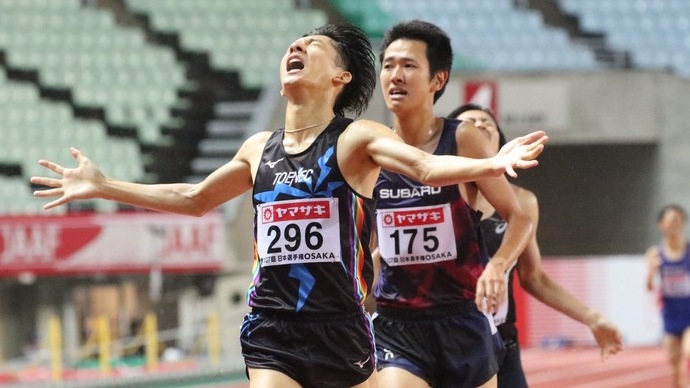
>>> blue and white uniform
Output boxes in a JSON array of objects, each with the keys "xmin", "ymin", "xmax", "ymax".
[{"xmin": 658, "ymin": 243, "xmax": 690, "ymax": 336}]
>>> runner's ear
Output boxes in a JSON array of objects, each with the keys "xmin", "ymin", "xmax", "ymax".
[{"xmin": 334, "ymin": 71, "xmax": 352, "ymax": 86}]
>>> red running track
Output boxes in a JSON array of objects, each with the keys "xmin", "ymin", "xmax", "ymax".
[
  {"xmin": 210, "ymin": 346, "xmax": 671, "ymax": 388},
  {"xmin": 523, "ymin": 346, "xmax": 671, "ymax": 388}
]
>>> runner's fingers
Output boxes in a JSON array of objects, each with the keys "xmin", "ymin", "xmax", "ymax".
[
  {"xmin": 30, "ymin": 177, "xmax": 62, "ymax": 188},
  {"xmin": 475, "ymin": 283, "xmax": 487, "ymax": 310},
  {"xmin": 38, "ymin": 160, "xmax": 65, "ymax": 175},
  {"xmin": 476, "ymin": 278, "xmax": 504, "ymax": 313},
  {"xmin": 487, "ymin": 278, "xmax": 504, "ymax": 298},
  {"xmin": 33, "ymin": 188, "xmax": 63, "ymax": 198},
  {"xmin": 483, "ymin": 297, "xmax": 495, "ymax": 314}
]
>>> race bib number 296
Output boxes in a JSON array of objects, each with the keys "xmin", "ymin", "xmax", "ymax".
[{"xmin": 257, "ymin": 198, "xmax": 341, "ymax": 267}]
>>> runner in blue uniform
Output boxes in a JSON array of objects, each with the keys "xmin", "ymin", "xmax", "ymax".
[
  {"xmin": 647, "ymin": 204, "xmax": 690, "ymax": 388},
  {"xmin": 31, "ymin": 23, "xmax": 547, "ymax": 388}
]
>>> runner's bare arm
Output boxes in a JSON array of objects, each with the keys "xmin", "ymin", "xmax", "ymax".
[
  {"xmin": 32, "ymin": 132, "xmax": 271, "ymax": 215},
  {"xmin": 458, "ymin": 124, "xmax": 534, "ymax": 313},
  {"xmin": 354, "ymin": 120, "xmax": 546, "ymax": 186},
  {"xmin": 514, "ymin": 188, "xmax": 623, "ymax": 359},
  {"xmin": 645, "ymin": 246, "xmax": 661, "ymax": 292}
]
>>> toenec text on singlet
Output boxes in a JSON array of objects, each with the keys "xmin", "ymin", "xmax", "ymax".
[{"xmin": 251, "ymin": 117, "xmax": 375, "ymax": 314}]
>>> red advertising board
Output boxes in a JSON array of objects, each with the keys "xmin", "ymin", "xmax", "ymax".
[{"xmin": 0, "ymin": 212, "xmax": 226, "ymax": 277}]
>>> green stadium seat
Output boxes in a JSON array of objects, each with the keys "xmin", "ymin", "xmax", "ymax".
[{"xmin": 127, "ymin": 0, "xmax": 328, "ymax": 88}]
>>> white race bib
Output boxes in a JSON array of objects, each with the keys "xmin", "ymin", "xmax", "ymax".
[
  {"xmin": 376, "ymin": 204, "xmax": 457, "ymax": 266},
  {"xmin": 663, "ymin": 269, "xmax": 690, "ymax": 297},
  {"xmin": 257, "ymin": 198, "xmax": 341, "ymax": 267}
]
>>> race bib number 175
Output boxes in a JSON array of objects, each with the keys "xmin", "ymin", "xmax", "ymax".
[
  {"xmin": 377, "ymin": 203, "xmax": 457, "ymax": 266},
  {"xmin": 257, "ymin": 198, "xmax": 341, "ymax": 267}
]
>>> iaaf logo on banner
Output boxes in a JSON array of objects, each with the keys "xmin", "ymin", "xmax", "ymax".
[
  {"xmin": 158, "ymin": 223, "xmax": 218, "ymax": 258},
  {"xmin": 0, "ymin": 224, "xmax": 63, "ymax": 264},
  {"xmin": 0, "ymin": 221, "xmax": 101, "ymax": 265},
  {"xmin": 0, "ymin": 214, "xmax": 225, "ymax": 277}
]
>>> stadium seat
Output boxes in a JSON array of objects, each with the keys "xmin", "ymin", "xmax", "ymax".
[
  {"xmin": 127, "ymin": 0, "xmax": 326, "ymax": 88},
  {"xmin": 0, "ymin": 65, "xmax": 145, "ymax": 214},
  {"xmin": 0, "ymin": 2, "xmax": 186, "ymax": 144},
  {"xmin": 558, "ymin": 0, "xmax": 690, "ymax": 78},
  {"xmin": 373, "ymin": 0, "xmax": 600, "ymax": 72}
]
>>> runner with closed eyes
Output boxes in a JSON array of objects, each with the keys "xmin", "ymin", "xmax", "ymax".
[{"xmin": 452, "ymin": 103, "xmax": 623, "ymax": 388}]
